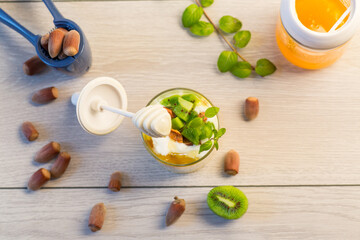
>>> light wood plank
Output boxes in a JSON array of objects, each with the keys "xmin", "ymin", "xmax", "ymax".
[
  {"xmin": 0, "ymin": 187, "xmax": 359, "ymax": 239},
  {"xmin": 0, "ymin": 0, "xmax": 170, "ymax": 2},
  {"xmin": 0, "ymin": 1, "xmax": 360, "ymax": 187}
]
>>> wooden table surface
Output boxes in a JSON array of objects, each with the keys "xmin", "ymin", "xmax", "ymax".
[{"xmin": 0, "ymin": 0, "xmax": 360, "ymax": 239}]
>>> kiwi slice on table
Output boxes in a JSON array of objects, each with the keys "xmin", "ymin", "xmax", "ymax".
[{"xmin": 207, "ymin": 186, "xmax": 248, "ymax": 219}]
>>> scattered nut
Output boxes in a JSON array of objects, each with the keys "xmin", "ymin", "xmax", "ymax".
[
  {"xmin": 63, "ymin": 30, "xmax": 80, "ymax": 57},
  {"xmin": 57, "ymin": 51, "xmax": 68, "ymax": 60},
  {"xmin": 50, "ymin": 152, "xmax": 71, "ymax": 178},
  {"xmin": 41, "ymin": 29, "xmax": 80, "ymax": 60},
  {"xmin": 169, "ymin": 129, "xmax": 183, "ymax": 143},
  {"xmin": 166, "ymin": 196, "xmax": 186, "ymax": 226},
  {"xmin": 224, "ymin": 149, "xmax": 240, "ymax": 175},
  {"xmin": 40, "ymin": 33, "xmax": 49, "ymax": 50},
  {"xmin": 198, "ymin": 112, "xmax": 207, "ymax": 122},
  {"xmin": 183, "ymin": 137, "xmax": 193, "ymax": 146},
  {"xmin": 57, "ymin": 27, "xmax": 69, "ymax": 34},
  {"xmin": 23, "ymin": 56, "xmax": 47, "ymax": 76},
  {"xmin": 108, "ymin": 171, "xmax": 122, "ymax": 192},
  {"xmin": 244, "ymin": 97, "xmax": 259, "ymax": 121},
  {"xmin": 88, "ymin": 203, "xmax": 106, "ymax": 232},
  {"xmin": 32, "ymin": 87, "xmax": 58, "ymax": 104},
  {"xmin": 48, "ymin": 28, "xmax": 67, "ymax": 58},
  {"xmin": 34, "ymin": 141, "xmax": 61, "ymax": 163},
  {"xmin": 28, "ymin": 168, "xmax": 51, "ymax": 191},
  {"xmin": 164, "ymin": 107, "xmax": 175, "ymax": 118},
  {"xmin": 21, "ymin": 121, "xmax": 39, "ymax": 141}
]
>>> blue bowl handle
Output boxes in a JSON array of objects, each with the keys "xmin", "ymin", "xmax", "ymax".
[
  {"xmin": 0, "ymin": 8, "xmax": 38, "ymax": 46},
  {"xmin": 42, "ymin": 0, "xmax": 65, "ymax": 22}
]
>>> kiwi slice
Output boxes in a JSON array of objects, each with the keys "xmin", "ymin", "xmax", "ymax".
[
  {"xmin": 171, "ymin": 117, "xmax": 185, "ymax": 130},
  {"xmin": 160, "ymin": 95, "xmax": 180, "ymax": 107},
  {"xmin": 207, "ymin": 186, "xmax": 248, "ymax": 219},
  {"xmin": 187, "ymin": 110, "xmax": 199, "ymax": 123},
  {"xmin": 182, "ymin": 94, "xmax": 200, "ymax": 106},
  {"xmin": 173, "ymin": 97, "xmax": 194, "ymax": 122},
  {"xmin": 173, "ymin": 105, "xmax": 190, "ymax": 122},
  {"xmin": 178, "ymin": 97, "xmax": 194, "ymax": 112}
]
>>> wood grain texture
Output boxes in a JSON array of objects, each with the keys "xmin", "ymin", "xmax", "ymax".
[
  {"xmin": 0, "ymin": 0, "xmax": 167, "ymax": 2},
  {"xmin": 0, "ymin": 187, "xmax": 359, "ymax": 239},
  {"xmin": 0, "ymin": 1, "xmax": 360, "ymax": 187}
]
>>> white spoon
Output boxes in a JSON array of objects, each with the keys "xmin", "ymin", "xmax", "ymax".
[
  {"xmin": 71, "ymin": 77, "xmax": 171, "ymax": 137},
  {"xmin": 329, "ymin": 6, "xmax": 351, "ymax": 32},
  {"xmin": 96, "ymin": 102, "xmax": 171, "ymax": 138}
]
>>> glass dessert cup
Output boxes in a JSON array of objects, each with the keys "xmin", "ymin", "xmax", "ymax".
[{"xmin": 141, "ymin": 88, "xmax": 219, "ymax": 174}]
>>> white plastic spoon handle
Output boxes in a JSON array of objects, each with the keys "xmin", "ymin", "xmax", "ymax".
[
  {"xmin": 71, "ymin": 92, "xmax": 80, "ymax": 106},
  {"xmin": 101, "ymin": 105, "xmax": 135, "ymax": 118},
  {"xmin": 329, "ymin": 6, "xmax": 351, "ymax": 32}
]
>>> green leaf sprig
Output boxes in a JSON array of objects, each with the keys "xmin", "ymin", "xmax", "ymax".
[
  {"xmin": 219, "ymin": 15, "xmax": 242, "ymax": 33},
  {"xmin": 181, "ymin": 0, "xmax": 276, "ymax": 78},
  {"xmin": 190, "ymin": 21, "xmax": 214, "ymax": 36},
  {"xmin": 182, "ymin": 4, "xmax": 203, "ymax": 28},
  {"xmin": 198, "ymin": 107, "xmax": 226, "ymax": 154},
  {"xmin": 200, "ymin": 0, "xmax": 213, "ymax": 7}
]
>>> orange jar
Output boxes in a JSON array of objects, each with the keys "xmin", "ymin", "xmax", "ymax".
[{"xmin": 276, "ymin": 0, "xmax": 360, "ymax": 69}]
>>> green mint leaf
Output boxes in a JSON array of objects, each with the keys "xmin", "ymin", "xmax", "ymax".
[
  {"xmin": 188, "ymin": 117, "xmax": 204, "ymax": 128},
  {"xmin": 200, "ymin": 0, "xmax": 214, "ymax": 7},
  {"xmin": 182, "ymin": 4, "xmax": 203, "ymax": 28},
  {"xmin": 202, "ymin": 122, "xmax": 214, "ymax": 139},
  {"xmin": 230, "ymin": 61, "xmax": 252, "ymax": 78},
  {"xmin": 215, "ymin": 128, "xmax": 226, "ymax": 139},
  {"xmin": 255, "ymin": 59, "xmax": 277, "ymax": 77},
  {"xmin": 190, "ymin": 21, "xmax": 214, "ymax": 36},
  {"xmin": 182, "ymin": 128, "xmax": 200, "ymax": 145},
  {"xmin": 217, "ymin": 51, "xmax": 238, "ymax": 73},
  {"xmin": 214, "ymin": 140, "xmax": 219, "ymax": 150},
  {"xmin": 213, "ymin": 129, "xmax": 218, "ymax": 137},
  {"xmin": 234, "ymin": 30, "xmax": 251, "ymax": 48},
  {"xmin": 219, "ymin": 15, "xmax": 242, "ymax": 33},
  {"xmin": 205, "ymin": 107, "xmax": 219, "ymax": 118},
  {"xmin": 199, "ymin": 140, "xmax": 213, "ymax": 153}
]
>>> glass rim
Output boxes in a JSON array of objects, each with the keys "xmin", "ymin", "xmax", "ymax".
[{"xmin": 140, "ymin": 88, "xmax": 219, "ymax": 167}]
